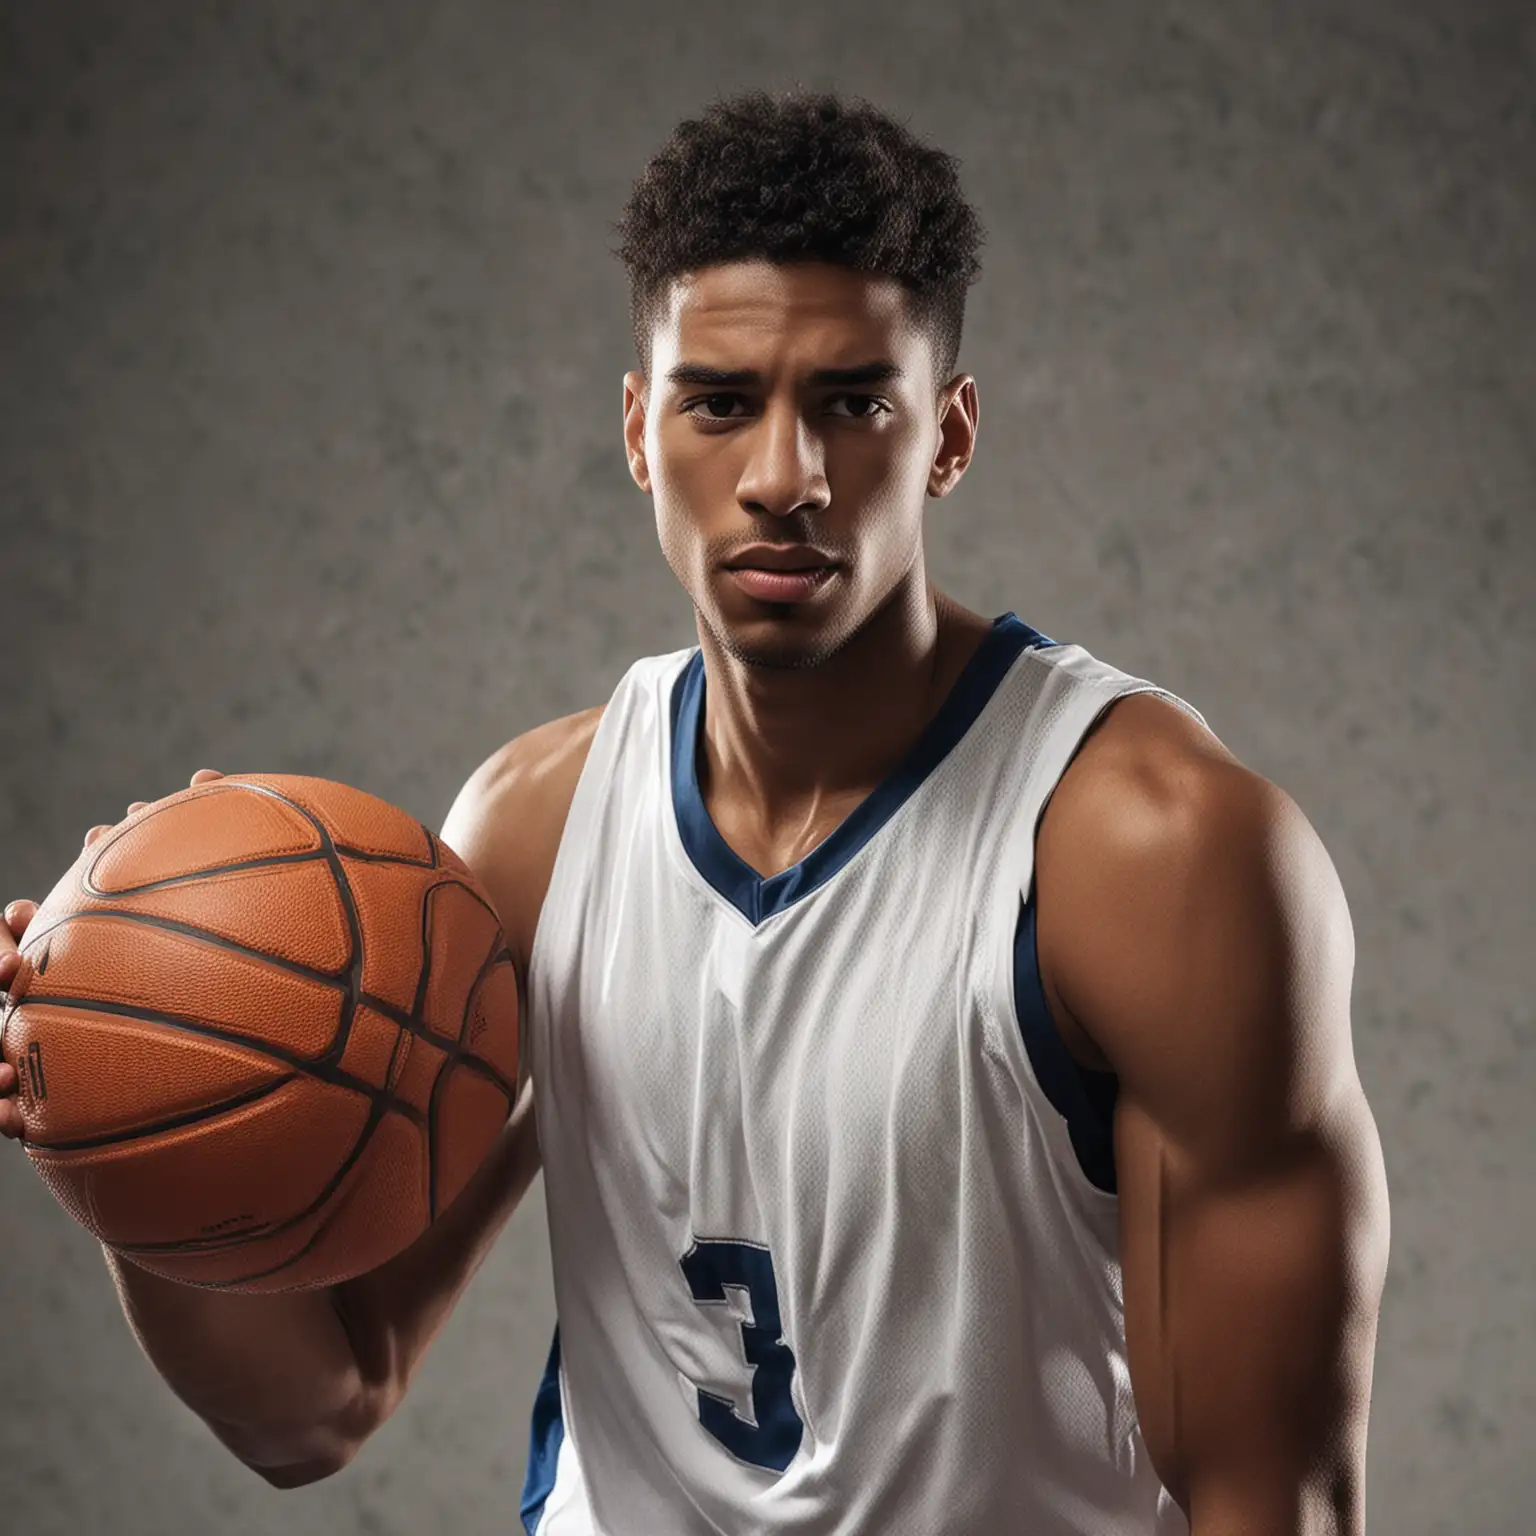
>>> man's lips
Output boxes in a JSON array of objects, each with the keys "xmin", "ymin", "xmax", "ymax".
[{"xmin": 723, "ymin": 565, "xmax": 840, "ymax": 602}]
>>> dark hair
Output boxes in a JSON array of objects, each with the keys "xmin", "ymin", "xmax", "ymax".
[{"xmin": 613, "ymin": 88, "xmax": 985, "ymax": 389}]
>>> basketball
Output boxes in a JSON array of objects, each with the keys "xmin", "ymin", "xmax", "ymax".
[{"xmin": 0, "ymin": 774, "xmax": 519, "ymax": 1294}]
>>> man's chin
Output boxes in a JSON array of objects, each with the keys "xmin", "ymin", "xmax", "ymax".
[{"xmin": 700, "ymin": 606, "xmax": 847, "ymax": 672}]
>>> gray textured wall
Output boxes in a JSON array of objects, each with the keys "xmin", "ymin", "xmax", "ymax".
[{"xmin": 2, "ymin": 2, "xmax": 1531, "ymax": 1532}]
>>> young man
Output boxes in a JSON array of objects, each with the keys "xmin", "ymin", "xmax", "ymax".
[{"xmin": 0, "ymin": 90, "xmax": 1388, "ymax": 1533}]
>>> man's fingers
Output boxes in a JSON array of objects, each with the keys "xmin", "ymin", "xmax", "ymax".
[
  {"xmin": 3, "ymin": 968, "xmax": 26, "ymax": 1138},
  {"xmin": 0, "ymin": 1062, "xmax": 21, "ymax": 1141},
  {"xmin": 4, "ymin": 900, "xmax": 37, "ymax": 941},
  {"xmin": 2, "ymin": 957, "xmax": 25, "ymax": 1140},
  {"xmin": 77, "ymin": 775, "xmax": 224, "ymax": 860}
]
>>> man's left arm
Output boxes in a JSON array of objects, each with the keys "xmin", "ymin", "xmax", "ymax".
[{"xmin": 1042, "ymin": 731, "xmax": 1391, "ymax": 1534}]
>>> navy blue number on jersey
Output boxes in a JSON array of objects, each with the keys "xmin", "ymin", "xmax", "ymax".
[{"xmin": 679, "ymin": 1238, "xmax": 804, "ymax": 1473}]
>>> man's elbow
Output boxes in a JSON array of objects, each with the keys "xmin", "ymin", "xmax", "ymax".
[
  {"xmin": 247, "ymin": 1445, "xmax": 358, "ymax": 1490},
  {"xmin": 224, "ymin": 1383, "xmax": 398, "ymax": 1490}
]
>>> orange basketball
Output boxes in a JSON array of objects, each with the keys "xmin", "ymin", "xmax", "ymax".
[{"xmin": 0, "ymin": 774, "xmax": 519, "ymax": 1294}]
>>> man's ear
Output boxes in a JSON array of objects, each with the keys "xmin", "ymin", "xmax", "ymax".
[
  {"xmin": 928, "ymin": 375, "xmax": 978, "ymax": 499},
  {"xmin": 623, "ymin": 371, "xmax": 651, "ymax": 494}
]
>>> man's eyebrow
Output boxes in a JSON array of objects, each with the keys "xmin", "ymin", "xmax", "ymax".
[{"xmin": 662, "ymin": 360, "xmax": 906, "ymax": 389}]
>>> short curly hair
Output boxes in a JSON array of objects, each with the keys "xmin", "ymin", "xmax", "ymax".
[{"xmin": 613, "ymin": 88, "xmax": 986, "ymax": 389}]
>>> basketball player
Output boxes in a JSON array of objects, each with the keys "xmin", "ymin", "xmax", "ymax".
[{"xmin": 1, "ymin": 91, "xmax": 1389, "ymax": 1533}]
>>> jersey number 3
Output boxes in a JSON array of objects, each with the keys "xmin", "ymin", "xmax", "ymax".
[{"xmin": 679, "ymin": 1238, "xmax": 804, "ymax": 1473}]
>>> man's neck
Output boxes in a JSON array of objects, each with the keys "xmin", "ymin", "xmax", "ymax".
[{"xmin": 695, "ymin": 578, "xmax": 993, "ymax": 835}]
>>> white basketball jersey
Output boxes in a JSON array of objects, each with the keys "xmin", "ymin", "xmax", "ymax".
[{"xmin": 520, "ymin": 613, "xmax": 1207, "ymax": 1535}]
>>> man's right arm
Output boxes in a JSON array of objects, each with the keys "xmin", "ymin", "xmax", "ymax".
[
  {"xmin": 0, "ymin": 708, "xmax": 602, "ymax": 1486},
  {"xmin": 99, "ymin": 1238, "xmax": 419, "ymax": 1489}
]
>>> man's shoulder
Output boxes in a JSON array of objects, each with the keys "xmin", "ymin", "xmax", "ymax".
[
  {"xmin": 1036, "ymin": 687, "xmax": 1350, "ymax": 1087},
  {"xmin": 1054, "ymin": 688, "xmax": 1247, "ymax": 827},
  {"xmin": 478, "ymin": 705, "xmax": 608, "ymax": 795},
  {"xmin": 1038, "ymin": 687, "xmax": 1295, "ymax": 937},
  {"xmin": 441, "ymin": 705, "xmax": 607, "ymax": 972}
]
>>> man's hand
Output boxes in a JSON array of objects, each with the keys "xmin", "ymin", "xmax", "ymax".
[
  {"xmin": 0, "ymin": 898, "xmax": 39, "ymax": 1140},
  {"xmin": 0, "ymin": 769, "xmax": 226, "ymax": 1140}
]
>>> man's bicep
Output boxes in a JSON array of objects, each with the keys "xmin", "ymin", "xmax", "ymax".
[{"xmin": 1117, "ymin": 1088, "xmax": 1388, "ymax": 1530}]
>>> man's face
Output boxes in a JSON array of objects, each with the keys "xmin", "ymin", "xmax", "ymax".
[{"xmin": 623, "ymin": 260, "xmax": 976, "ymax": 670}]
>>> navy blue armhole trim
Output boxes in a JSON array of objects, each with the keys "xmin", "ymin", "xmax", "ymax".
[
  {"xmin": 1014, "ymin": 893, "xmax": 1120, "ymax": 1194},
  {"xmin": 520, "ymin": 1326, "xmax": 565, "ymax": 1534}
]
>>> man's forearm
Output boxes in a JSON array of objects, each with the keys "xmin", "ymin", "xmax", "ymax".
[
  {"xmin": 106, "ymin": 1082, "xmax": 540, "ymax": 1483},
  {"xmin": 329, "ymin": 1081, "xmax": 542, "ymax": 1408},
  {"xmin": 105, "ymin": 1244, "xmax": 376, "ymax": 1479}
]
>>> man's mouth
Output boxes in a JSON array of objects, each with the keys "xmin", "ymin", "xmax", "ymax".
[
  {"xmin": 722, "ymin": 564, "xmax": 840, "ymax": 602},
  {"xmin": 722, "ymin": 542, "xmax": 838, "ymax": 573}
]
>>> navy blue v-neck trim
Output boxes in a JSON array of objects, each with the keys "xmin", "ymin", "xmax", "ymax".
[{"xmin": 669, "ymin": 612, "xmax": 1058, "ymax": 925}]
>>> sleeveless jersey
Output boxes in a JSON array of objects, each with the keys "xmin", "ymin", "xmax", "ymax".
[{"xmin": 520, "ymin": 612, "xmax": 1208, "ymax": 1535}]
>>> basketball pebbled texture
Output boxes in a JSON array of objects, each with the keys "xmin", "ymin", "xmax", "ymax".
[{"xmin": 0, "ymin": 774, "xmax": 519, "ymax": 1293}]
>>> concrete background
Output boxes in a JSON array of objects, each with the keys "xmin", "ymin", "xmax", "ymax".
[{"xmin": 1, "ymin": 1, "xmax": 1531, "ymax": 1531}]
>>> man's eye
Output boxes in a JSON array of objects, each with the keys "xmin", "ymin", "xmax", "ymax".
[
  {"xmin": 687, "ymin": 394, "xmax": 747, "ymax": 420},
  {"xmin": 827, "ymin": 394, "xmax": 889, "ymax": 419},
  {"xmin": 684, "ymin": 393, "xmax": 890, "ymax": 423}
]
